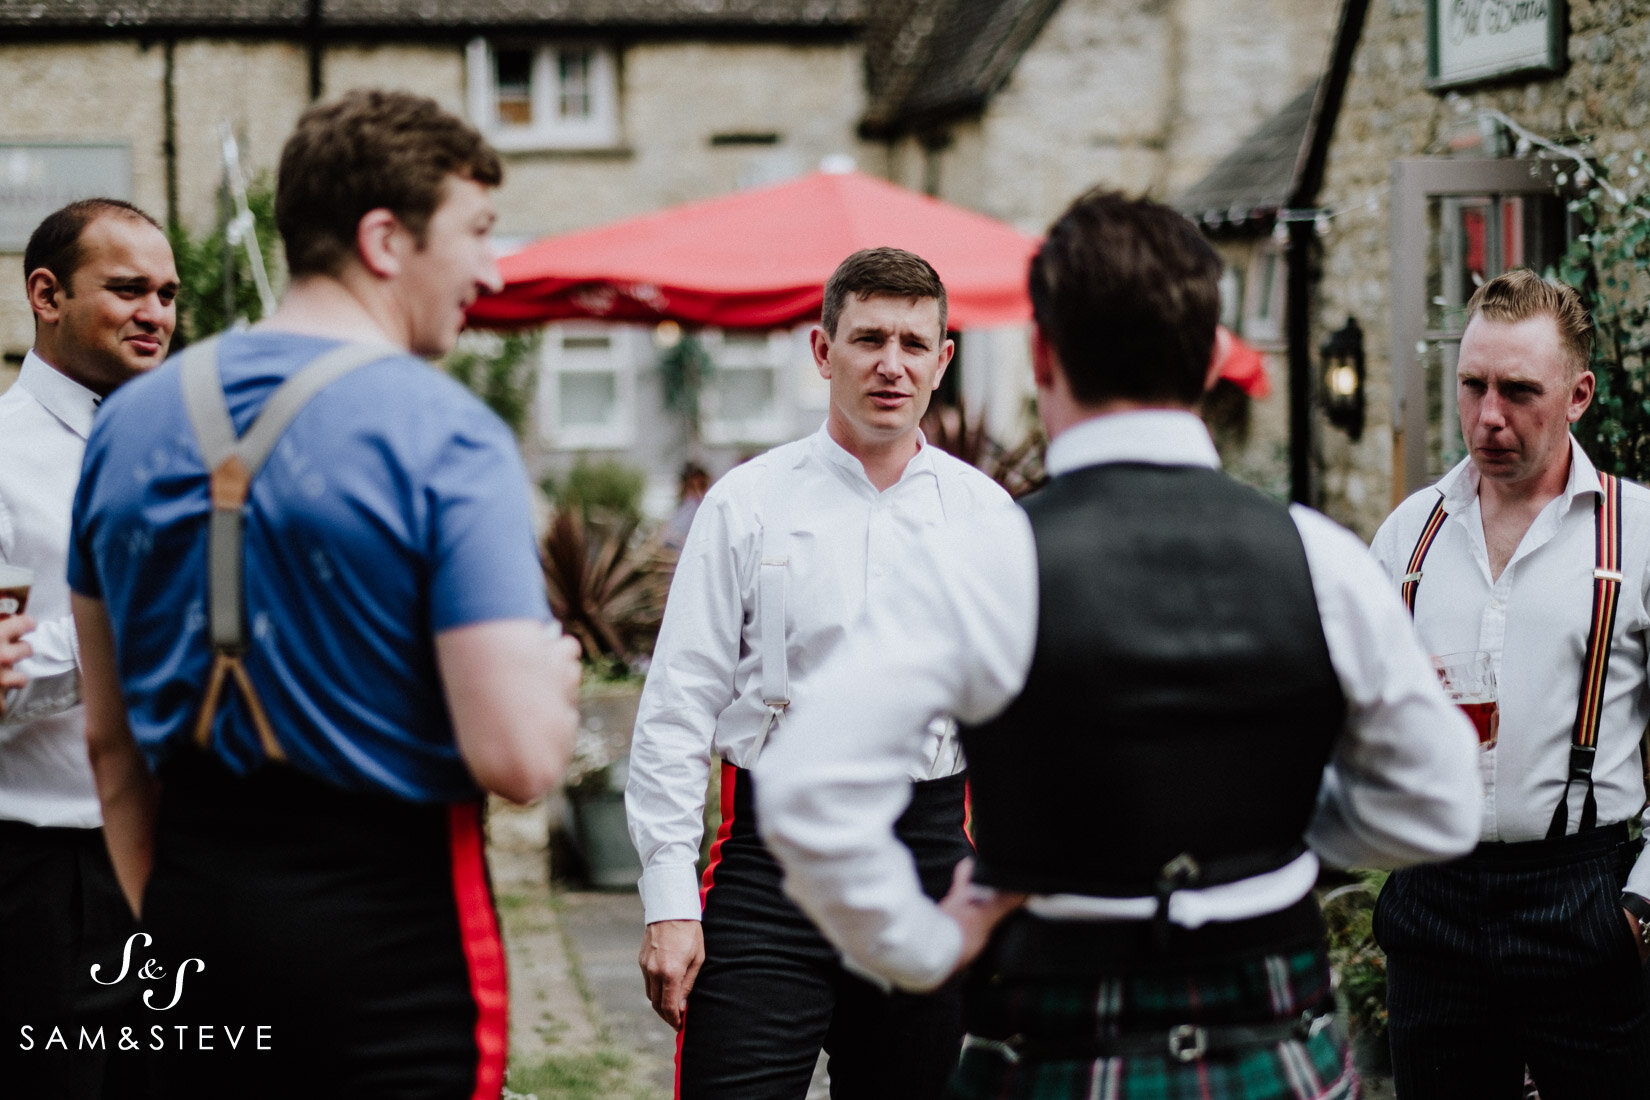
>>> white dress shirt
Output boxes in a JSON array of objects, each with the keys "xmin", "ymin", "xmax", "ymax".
[
  {"xmin": 0, "ymin": 352, "xmax": 99, "ymax": 828},
  {"xmin": 626, "ymin": 423, "xmax": 1013, "ymax": 925},
  {"xmin": 1370, "ymin": 439, "xmax": 1650, "ymax": 901},
  {"xmin": 754, "ymin": 410, "xmax": 1483, "ymax": 992}
]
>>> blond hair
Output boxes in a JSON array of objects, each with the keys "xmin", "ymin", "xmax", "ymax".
[{"xmin": 1465, "ymin": 269, "xmax": 1592, "ymax": 378}]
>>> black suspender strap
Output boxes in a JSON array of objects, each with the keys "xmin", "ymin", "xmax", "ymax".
[
  {"xmin": 1402, "ymin": 473, "xmax": 1625, "ymax": 838},
  {"xmin": 178, "ymin": 337, "xmax": 397, "ymax": 763},
  {"xmin": 1548, "ymin": 472, "xmax": 1624, "ymax": 838}
]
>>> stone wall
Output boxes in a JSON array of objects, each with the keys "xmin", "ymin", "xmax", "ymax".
[
  {"xmin": 493, "ymin": 40, "xmax": 869, "ymax": 241},
  {"xmin": 892, "ymin": 0, "xmax": 1337, "ymax": 236},
  {"xmin": 1314, "ymin": 0, "xmax": 1650, "ymax": 538},
  {"xmin": 0, "ymin": 34, "xmax": 867, "ymax": 360}
]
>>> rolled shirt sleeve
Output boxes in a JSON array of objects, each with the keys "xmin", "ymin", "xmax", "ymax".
[
  {"xmin": 755, "ymin": 503, "xmax": 1037, "ymax": 991},
  {"xmin": 1294, "ymin": 506, "xmax": 1482, "ymax": 867}
]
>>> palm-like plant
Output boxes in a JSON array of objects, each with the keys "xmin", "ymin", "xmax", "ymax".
[{"xmin": 542, "ymin": 509, "xmax": 675, "ymax": 668}]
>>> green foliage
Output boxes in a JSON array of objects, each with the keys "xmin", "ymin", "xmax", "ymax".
[
  {"xmin": 545, "ymin": 460, "xmax": 647, "ymax": 526},
  {"xmin": 446, "ymin": 330, "xmax": 541, "ymax": 436},
  {"xmin": 1321, "ymin": 870, "xmax": 1389, "ymax": 1041},
  {"xmin": 168, "ymin": 177, "xmax": 281, "ymax": 346},
  {"xmin": 656, "ymin": 331, "xmax": 715, "ymax": 438},
  {"xmin": 1557, "ymin": 150, "xmax": 1650, "ymax": 479},
  {"xmin": 541, "ymin": 508, "xmax": 674, "ymax": 670},
  {"xmin": 504, "ymin": 1049, "xmax": 644, "ymax": 1100}
]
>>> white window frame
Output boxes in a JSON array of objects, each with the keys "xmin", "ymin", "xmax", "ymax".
[
  {"xmin": 1243, "ymin": 241, "xmax": 1287, "ymax": 346},
  {"xmin": 539, "ymin": 323, "xmax": 637, "ymax": 450},
  {"xmin": 466, "ymin": 38, "xmax": 619, "ymax": 151},
  {"xmin": 699, "ymin": 329, "xmax": 795, "ymax": 446}
]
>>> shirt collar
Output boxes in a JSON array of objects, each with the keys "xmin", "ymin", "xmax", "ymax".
[
  {"xmin": 1437, "ymin": 434, "xmax": 1601, "ymax": 512},
  {"xmin": 808, "ymin": 420, "xmax": 938, "ymax": 485},
  {"xmin": 1044, "ymin": 410, "xmax": 1221, "ymax": 477},
  {"xmin": 18, "ymin": 349, "xmax": 100, "ymax": 440}
]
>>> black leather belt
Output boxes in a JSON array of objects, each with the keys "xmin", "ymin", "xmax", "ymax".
[{"xmin": 964, "ymin": 1009, "xmax": 1333, "ymax": 1065}]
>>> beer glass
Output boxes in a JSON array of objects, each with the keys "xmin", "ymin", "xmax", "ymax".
[
  {"xmin": 1433, "ymin": 650, "xmax": 1498, "ymax": 749},
  {"xmin": 0, "ymin": 564, "xmax": 30, "ymax": 620}
]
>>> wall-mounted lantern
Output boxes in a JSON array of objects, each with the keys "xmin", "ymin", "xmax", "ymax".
[{"xmin": 1321, "ymin": 316, "xmax": 1365, "ymax": 442}]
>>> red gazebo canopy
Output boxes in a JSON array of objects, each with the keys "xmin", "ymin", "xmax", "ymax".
[{"xmin": 467, "ymin": 169, "xmax": 1040, "ymax": 331}]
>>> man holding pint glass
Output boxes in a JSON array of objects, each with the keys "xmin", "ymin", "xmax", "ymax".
[{"xmin": 1371, "ymin": 268, "xmax": 1650, "ymax": 1097}]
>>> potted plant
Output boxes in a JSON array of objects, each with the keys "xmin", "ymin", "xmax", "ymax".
[
  {"xmin": 563, "ymin": 728, "xmax": 642, "ymax": 889},
  {"xmin": 1321, "ymin": 870, "xmax": 1390, "ymax": 1076}
]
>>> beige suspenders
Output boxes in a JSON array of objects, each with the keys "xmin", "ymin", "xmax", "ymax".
[
  {"xmin": 178, "ymin": 337, "xmax": 396, "ymax": 762},
  {"xmin": 746, "ymin": 451, "xmax": 959, "ymax": 766}
]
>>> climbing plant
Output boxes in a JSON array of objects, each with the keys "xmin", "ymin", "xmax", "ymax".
[{"xmin": 1555, "ymin": 149, "xmax": 1650, "ymax": 480}]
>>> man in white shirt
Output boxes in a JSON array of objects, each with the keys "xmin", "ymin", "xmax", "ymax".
[
  {"xmin": 626, "ymin": 247, "xmax": 1011, "ymax": 1098},
  {"xmin": 0, "ymin": 198, "xmax": 177, "ymax": 1097},
  {"xmin": 754, "ymin": 191, "xmax": 1482, "ymax": 1099},
  {"xmin": 1368, "ymin": 269, "xmax": 1650, "ymax": 1097}
]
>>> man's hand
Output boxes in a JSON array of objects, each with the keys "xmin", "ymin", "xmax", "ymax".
[
  {"xmin": 1626, "ymin": 908, "xmax": 1650, "ymax": 966},
  {"xmin": 0, "ymin": 614, "xmax": 34, "ymax": 707},
  {"xmin": 640, "ymin": 919, "xmax": 704, "ymax": 1030},
  {"xmin": 937, "ymin": 858, "xmax": 1027, "ymax": 976}
]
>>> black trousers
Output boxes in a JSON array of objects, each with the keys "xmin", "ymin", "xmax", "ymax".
[
  {"xmin": 139, "ymin": 750, "xmax": 503, "ymax": 1100},
  {"xmin": 0, "ymin": 819, "xmax": 148, "ymax": 1099},
  {"xmin": 1375, "ymin": 823, "xmax": 1650, "ymax": 1100},
  {"xmin": 678, "ymin": 766, "xmax": 971, "ymax": 1100}
]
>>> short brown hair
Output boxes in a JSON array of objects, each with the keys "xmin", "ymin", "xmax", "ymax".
[
  {"xmin": 24, "ymin": 198, "xmax": 163, "ymax": 295},
  {"xmin": 1030, "ymin": 190, "xmax": 1220, "ymax": 407},
  {"xmin": 276, "ymin": 89, "xmax": 503, "ymax": 278},
  {"xmin": 1465, "ymin": 268, "xmax": 1593, "ymax": 378},
  {"xmin": 821, "ymin": 247, "xmax": 948, "ymax": 338}
]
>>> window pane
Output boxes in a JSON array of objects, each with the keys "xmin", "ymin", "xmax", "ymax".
[
  {"xmin": 561, "ymin": 334, "xmax": 612, "ymax": 354},
  {"xmin": 713, "ymin": 367, "xmax": 777, "ymax": 421},
  {"xmin": 495, "ymin": 48, "xmax": 534, "ymax": 126},
  {"xmin": 558, "ymin": 50, "xmax": 593, "ymax": 119},
  {"xmin": 559, "ymin": 372, "xmax": 617, "ymax": 428}
]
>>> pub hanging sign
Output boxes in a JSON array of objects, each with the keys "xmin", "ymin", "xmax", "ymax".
[{"xmin": 1428, "ymin": 1, "xmax": 1566, "ymax": 90}]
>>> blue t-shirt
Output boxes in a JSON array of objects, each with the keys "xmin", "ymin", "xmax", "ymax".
[{"xmin": 68, "ymin": 331, "xmax": 550, "ymax": 801}]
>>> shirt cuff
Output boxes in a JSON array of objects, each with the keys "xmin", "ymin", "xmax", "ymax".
[
  {"xmin": 640, "ymin": 862, "xmax": 704, "ymax": 925},
  {"xmin": 869, "ymin": 909, "xmax": 965, "ymax": 993}
]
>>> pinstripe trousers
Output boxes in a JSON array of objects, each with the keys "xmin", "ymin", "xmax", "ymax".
[{"xmin": 1374, "ymin": 824, "xmax": 1650, "ymax": 1100}]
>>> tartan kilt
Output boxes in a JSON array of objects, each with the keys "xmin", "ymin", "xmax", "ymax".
[{"xmin": 947, "ymin": 940, "xmax": 1357, "ymax": 1100}]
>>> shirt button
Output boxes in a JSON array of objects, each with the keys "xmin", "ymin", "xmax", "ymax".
[{"xmin": 1489, "ymin": 598, "xmax": 1502, "ymax": 610}]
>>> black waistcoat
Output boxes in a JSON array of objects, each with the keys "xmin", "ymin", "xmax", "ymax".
[{"xmin": 959, "ymin": 462, "xmax": 1346, "ymax": 896}]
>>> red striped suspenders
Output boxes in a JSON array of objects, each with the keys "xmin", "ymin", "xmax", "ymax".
[
  {"xmin": 1401, "ymin": 473, "xmax": 1624, "ymax": 838},
  {"xmin": 1556, "ymin": 472, "xmax": 1625, "ymax": 837},
  {"xmin": 1400, "ymin": 498, "xmax": 1448, "ymax": 615}
]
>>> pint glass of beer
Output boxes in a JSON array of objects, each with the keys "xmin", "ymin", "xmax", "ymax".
[
  {"xmin": 1432, "ymin": 650, "xmax": 1497, "ymax": 748},
  {"xmin": 0, "ymin": 563, "xmax": 30, "ymax": 620}
]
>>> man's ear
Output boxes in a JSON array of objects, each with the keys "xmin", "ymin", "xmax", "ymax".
[
  {"xmin": 1205, "ymin": 325, "xmax": 1234, "ymax": 394},
  {"xmin": 26, "ymin": 268, "xmax": 64, "ymax": 324},
  {"xmin": 355, "ymin": 208, "xmax": 403, "ymax": 279},
  {"xmin": 1031, "ymin": 327, "xmax": 1057, "ymax": 389},
  {"xmin": 809, "ymin": 325, "xmax": 833, "ymax": 380}
]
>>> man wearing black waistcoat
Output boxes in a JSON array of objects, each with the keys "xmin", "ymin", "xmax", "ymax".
[
  {"xmin": 1370, "ymin": 269, "xmax": 1650, "ymax": 1098},
  {"xmin": 754, "ymin": 189, "xmax": 1483, "ymax": 1099}
]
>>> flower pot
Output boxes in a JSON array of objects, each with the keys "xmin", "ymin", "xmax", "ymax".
[{"xmin": 567, "ymin": 786, "xmax": 643, "ymax": 890}]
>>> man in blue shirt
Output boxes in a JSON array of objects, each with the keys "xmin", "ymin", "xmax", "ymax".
[{"xmin": 69, "ymin": 89, "xmax": 582, "ymax": 1097}]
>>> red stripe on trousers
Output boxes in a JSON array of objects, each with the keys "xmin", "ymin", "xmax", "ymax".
[
  {"xmin": 677, "ymin": 762, "xmax": 738, "ymax": 1098},
  {"xmin": 449, "ymin": 801, "xmax": 509, "ymax": 1100},
  {"xmin": 698, "ymin": 762, "xmax": 738, "ymax": 905}
]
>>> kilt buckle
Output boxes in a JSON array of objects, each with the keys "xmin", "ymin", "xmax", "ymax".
[{"xmin": 1167, "ymin": 1024, "xmax": 1207, "ymax": 1063}]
